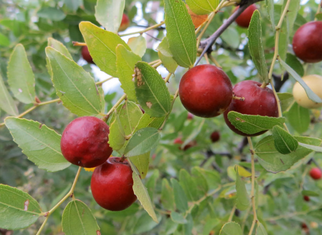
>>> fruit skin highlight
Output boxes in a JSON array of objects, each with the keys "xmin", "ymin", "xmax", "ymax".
[
  {"xmin": 235, "ymin": 4, "xmax": 257, "ymax": 28},
  {"xmin": 61, "ymin": 116, "xmax": 113, "ymax": 168},
  {"xmin": 81, "ymin": 46, "xmax": 94, "ymax": 64},
  {"xmin": 91, "ymin": 157, "xmax": 137, "ymax": 211},
  {"xmin": 292, "ymin": 21, "xmax": 322, "ymax": 63},
  {"xmin": 179, "ymin": 64, "xmax": 233, "ymax": 118},
  {"xmin": 224, "ymin": 80, "xmax": 278, "ymax": 136},
  {"xmin": 309, "ymin": 167, "xmax": 322, "ymax": 180},
  {"xmin": 292, "ymin": 75, "xmax": 322, "ymax": 109}
]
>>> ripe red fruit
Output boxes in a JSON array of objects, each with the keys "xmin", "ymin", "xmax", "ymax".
[
  {"xmin": 179, "ymin": 64, "xmax": 233, "ymax": 118},
  {"xmin": 235, "ymin": 4, "xmax": 257, "ymax": 28},
  {"xmin": 309, "ymin": 167, "xmax": 322, "ymax": 180},
  {"xmin": 174, "ymin": 137, "xmax": 183, "ymax": 145},
  {"xmin": 119, "ymin": 13, "xmax": 130, "ymax": 32},
  {"xmin": 187, "ymin": 113, "xmax": 194, "ymax": 120},
  {"xmin": 292, "ymin": 21, "xmax": 322, "ymax": 63},
  {"xmin": 210, "ymin": 131, "xmax": 220, "ymax": 143},
  {"xmin": 61, "ymin": 116, "xmax": 113, "ymax": 168},
  {"xmin": 174, "ymin": 137, "xmax": 196, "ymax": 151},
  {"xmin": 91, "ymin": 157, "xmax": 136, "ymax": 211},
  {"xmin": 81, "ymin": 46, "xmax": 94, "ymax": 64},
  {"xmin": 224, "ymin": 80, "xmax": 278, "ymax": 136},
  {"xmin": 303, "ymin": 195, "xmax": 310, "ymax": 202}
]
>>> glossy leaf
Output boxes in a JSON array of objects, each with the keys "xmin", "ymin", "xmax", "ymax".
[
  {"xmin": 95, "ymin": 0, "xmax": 125, "ymax": 32},
  {"xmin": 0, "ymin": 184, "xmax": 41, "ymax": 230},
  {"xmin": 0, "ymin": 74, "xmax": 18, "ymax": 115},
  {"xmin": 219, "ymin": 222, "xmax": 243, "ymax": 235},
  {"xmin": 157, "ymin": 37, "xmax": 178, "ymax": 73},
  {"xmin": 227, "ymin": 111, "xmax": 285, "ymax": 135},
  {"xmin": 235, "ymin": 167, "xmax": 250, "ymax": 211},
  {"xmin": 5, "ymin": 117, "xmax": 71, "ymax": 172},
  {"xmin": 116, "ymin": 44, "xmax": 140, "ymax": 102},
  {"xmin": 135, "ymin": 62, "xmax": 171, "ymax": 117},
  {"xmin": 128, "ymin": 36, "xmax": 147, "ymax": 57},
  {"xmin": 255, "ymin": 136, "xmax": 322, "ymax": 173},
  {"xmin": 7, "ymin": 44, "xmax": 36, "ymax": 104},
  {"xmin": 286, "ymin": 102, "xmax": 310, "ymax": 134},
  {"xmin": 164, "ymin": 0, "xmax": 196, "ymax": 68},
  {"xmin": 279, "ymin": 58, "xmax": 322, "ymax": 103},
  {"xmin": 278, "ymin": 19, "xmax": 288, "ymax": 61},
  {"xmin": 131, "ymin": 163, "xmax": 158, "ymax": 223},
  {"xmin": 171, "ymin": 178, "xmax": 189, "ymax": 213},
  {"xmin": 131, "ymin": 152, "xmax": 150, "ymax": 179},
  {"xmin": 272, "ymin": 126, "xmax": 298, "ymax": 154},
  {"xmin": 62, "ymin": 200, "xmax": 100, "ymax": 235},
  {"xmin": 186, "ymin": 0, "xmax": 219, "ymax": 15},
  {"xmin": 46, "ymin": 47, "xmax": 102, "ymax": 116},
  {"xmin": 79, "ymin": 22, "xmax": 130, "ymax": 77},
  {"xmin": 248, "ymin": 10, "xmax": 268, "ymax": 83},
  {"xmin": 135, "ymin": 113, "xmax": 165, "ymax": 131},
  {"xmin": 124, "ymin": 127, "xmax": 161, "ymax": 157},
  {"xmin": 48, "ymin": 37, "xmax": 72, "ymax": 60}
]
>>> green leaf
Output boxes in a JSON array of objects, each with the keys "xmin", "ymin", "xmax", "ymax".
[
  {"xmin": 7, "ymin": 44, "xmax": 36, "ymax": 104},
  {"xmin": 124, "ymin": 127, "xmax": 161, "ymax": 157},
  {"xmin": 316, "ymin": 12, "xmax": 322, "ymax": 21},
  {"xmin": 0, "ymin": 74, "xmax": 18, "ymax": 115},
  {"xmin": 219, "ymin": 222, "xmax": 243, "ymax": 235},
  {"xmin": 302, "ymin": 190, "xmax": 319, "ymax": 197},
  {"xmin": 285, "ymin": 53, "xmax": 304, "ymax": 77},
  {"xmin": 277, "ymin": 92, "xmax": 294, "ymax": 112},
  {"xmin": 5, "ymin": 117, "xmax": 71, "ymax": 172},
  {"xmin": 279, "ymin": 58, "xmax": 322, "ymax": 103},
  {"xmin": 116, "ymin": 44, "xmax": 141, "ymax": 102},
  {"xmin": 158, "ymin": 51, "xmax": 178, "ymax": 73},
  {"xmin": 62, "ymin": 200, "xmax": 100, "ymax": 235},
  {"xmin": 45, "ymin": 47, "xmax": 102, "ymax": 116},
  {"xmin": 171, "ymin": 211, "xmax": 187, "ymax": 224},
  {"xmin": 48, "ymin": 37, "xmax": 72, "ymax": 60},
  {"xmin": 171, "ymin": 178, "xmax": 189, "ymax": 213},
  {"xmin": 132, "ymin": 213, "xmax": 160, "ymax": 234},
  {"xmin": 130, "ymin": 162, "xmax": 158, "ymax": 223},
  {"xmin": 286, "ymin": 102, "xmax": 310, "ymax": 134},
  {"xmin": 221, "ymin": 27, "xmax": 239, "ymax": 49},
  {"xmin": 0, "ymin": 184, "xmax": 41, "ymax": 230},
  {"xmin": 255, "ymin": 136, "xmax": 322, "ymax": 173},
  {"xmin": 131, "ymin": 152, "xmax": 150, "ymax": 179},
  {"xmin": 128, "ymin": 36, "xmax": 147, "ymax": 57},
  {"xmin": 298, "ymin": 143, "xmax": 322, "ymax": 152},
  {"xmin": 227, "ymin": 111, "xmax": 285, "ymax": 135},
  {"xmin": 248, "ymin": 10, "xmax": 268, "ymax": 83},
  {"xmin": 79, "ymin": 22, "xmax": 131, "ymax": 77},
  {"xmin": 164, "ymin": 0, "xmax": 196, "ymax": 68},
  {"xmin": 278, "ymin": 19, "xmax": 289, "ymax": 61},
  {"xmin": 272, "ymin": 126, "xmax": 299, "ymax": 154},
  {"xmin": 256, "ymin": 222, "xmax": 267, "ymax": 235},
  {"xmin": 146, "ymin": 169, "xmax": 159, "ymax": 198},
  {"xmin": 64, "ymin": 0, "xmax": 83, "ymax": 11},
  {"xmin": 179, "ymin": 169, "xmax": 200, "ymax": 201},
  {"xmin": 0, "ymin": 33, "xmax": 10, "ymax": 46},
  {"xmin": 287, "ymin": 0, "xmax": 300, "ymax": 34},
  {"xmin": 161, "ymin": 179, "xmax": 175, "ymax": 211},
  {"xmin": 135, "ymin": 62, "xmax": 171, "ymax": 117},
  {"xmin": 37, "ymin": 7, "xmax": 66, "ymax": 21},
  {"xmin": 186, "ymin": 0, "xmax": 219, "ymax": 15},
  {"xmin": 95, "ymin": 0, "xmax": 125, "ymax": 33},
  {"xmin": 135, "ymin": 113, "xmax": 165, "ymax": 131},
  {"xmin": 265, "ymin": 0, "xmax": 275, "ymax": 28},
  {"xmin": 191, "ymin": 167, "xmax": 209, "ymax": 197},
  {"xmin": 235, "ymin": 167, "xmax": 250, "ymax": 211}
]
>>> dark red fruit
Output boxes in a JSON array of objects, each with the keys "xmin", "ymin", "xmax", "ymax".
[
  {"xmin": 210, "ymin": 131, "xmax": 220, "ymax": 143},
  {"xmin": 119, "ymin": 13, "xmax": 130, "ymax": 32},
  {"xmin": 174, "ymin": 137, "xmax": 196, "ymax": 151},
  {"xmin": 303, "ymin": 195, "xmax": 310, "ymax": 202},
  {"xmin": 309, "ymin": 167, "xmax": 322, "ymax": 180},
  {"xmin": 61, "ymin": 116, "xmax": 113, "ymax": 168},
  {"xmin": 224, "ymin": 80, "xmax": 278, "ymax": 136},
  {"xmin": 235, "ymin": 4, "xmax": 257, "ymax": 28},
  {"xmin": 292, "ymin": 21, "xmax": 322, "ymax": 63},
  {"xmin": 91, "ymin": 157, "xmax": 136, "ymax": 211},
  {"xmin": 179, "ymin": 64, "xmax": 233, "ymax": 118},
  {"xmin": 81, "ymin": 46, "xmax": 94, "ymax": 64}
]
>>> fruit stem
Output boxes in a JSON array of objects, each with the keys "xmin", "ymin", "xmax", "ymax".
[
  {"xmin": 36, "ymin": 167, "xmax": 82, "ymax": 235},
  {"xmin": 315, "ymin": 0, "xmax": 322, "ymax": 20},
  {"xmin": 247, "ymin": 137, "xmax": 257, "ymax": 235},
  {"xmin": 163, "ymin": 73, "xmax": 172, "ymax": 83},
  {"xmin": 72, "ymin": 41, "xmax": 86, "ymax": 47},
  {"xmin": 119, "ymin": 21, "xmax": 165, "ymax": 37},
  {"xmin": 159, "ymin": 88, "xmax": 179, "ymax": 130},
  {"xmin": 208, "ymin": 54, "xmax": 221, "ymax": 68},
  {"xmin": 228, "ymin": 205, "xmax": 236, "ymax": 222},
  {"xmin": 151, "ymin": 60, "xmax": 162, "ymax": 68},
  {"xmin": 95, "ymin": 76, "xmax": 114, "ymax": 85}
]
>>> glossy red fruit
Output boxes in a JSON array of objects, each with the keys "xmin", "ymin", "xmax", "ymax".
[
  {"xmin": 119, "ymin": 13, "xmax": 130, "ymax": 32},
  {"xmin": 224, "ymin": 80, "xmax": 278, "ymax": 136},
  {"xmin": 81, "ymin": 46, "xmax": 94, "ymax": 64},
  {"xmin": 91, "ymin": 157, "xmax": 136, "ymax": 211},
  {"xmin": 210, "ymin": 131, "xmax": 220, "ymax": 143},
  {"xmin": 187, "ymin": 113, "xmax": 194, "ymax": 120},
  {"xmin": 309, "ymin": 167, "xmax": 322, "ymax": 180},
  {"xmin": 61, "ymin": 116, "xmax": 113, "ymax": 168},
  {"xmin": 179, "ymin": 64, "xmax": 233, "ymax": 118},
  {"xmin": 235, "ymin": 4, "xmax": 257, "ymax": 28},
  {"xmin": 292, "ymin": 21, "xmax": 322, "ymax": 63},
  {"xmin": 303, "ymin": 195, "xmax": 310, "ymax": 202}
]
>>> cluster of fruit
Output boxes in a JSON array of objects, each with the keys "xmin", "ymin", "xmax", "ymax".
[{"xmin": 61, "ymin": 116, "xmax": 136, "ymax": 211}]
